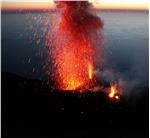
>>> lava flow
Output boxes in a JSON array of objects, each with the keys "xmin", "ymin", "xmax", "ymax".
[{"xmin": 47, "ymin": 1, "xmax": 103, "ymax": 91}]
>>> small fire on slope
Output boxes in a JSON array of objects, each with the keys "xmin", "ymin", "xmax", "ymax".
[{"xmin": 107, "ymin": 83, "xmax": 122, "ymax": 100}]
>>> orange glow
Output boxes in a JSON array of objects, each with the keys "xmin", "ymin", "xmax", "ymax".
[
  {"xmin": 1, "ymin": 2, "xmax": 54, "ymax": 10},
  {"xmin": 2, "ymin": 1, "xmax": 149, "ymax": 10},
  {"xmin": 88, "ymin": 62, "xmax": 93, "ymax": 80},
  {"xmin": 94, "ymin": 2, "xmax": 148, "ymax": 10}
]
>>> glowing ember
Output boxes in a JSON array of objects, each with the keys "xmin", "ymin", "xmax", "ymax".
[{"xmin": 115, "ymin": 95, "xmax": 120, "ymax": 100}]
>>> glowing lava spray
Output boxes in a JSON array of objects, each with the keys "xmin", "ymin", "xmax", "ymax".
[{"xmin": 47, "ymin": 1, "xmax": 103, "ymax": 90}]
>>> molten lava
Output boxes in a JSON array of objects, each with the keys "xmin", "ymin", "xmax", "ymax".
[{"xmin": 88, "ymin": 62, "xmax": 93, "ymax": 80}]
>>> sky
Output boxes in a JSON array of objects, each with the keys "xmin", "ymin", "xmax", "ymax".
[{"xmin": 1, "ymin": 0, "xmax": 149, "ymax": 10}]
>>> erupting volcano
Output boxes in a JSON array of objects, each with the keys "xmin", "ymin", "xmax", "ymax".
[{"xmin": 46, "ymin": 1, "xmax": 103, "ymax": 91}]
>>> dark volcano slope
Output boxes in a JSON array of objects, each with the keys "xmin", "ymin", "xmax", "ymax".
[{"xmin": 2, "ymin": 72, "xmax": 148, "ymax": 137}]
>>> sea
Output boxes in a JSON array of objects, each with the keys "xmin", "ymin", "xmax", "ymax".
[{"xmin": 1, "ymin": 10, "xmax": 149, "ymax": 87}]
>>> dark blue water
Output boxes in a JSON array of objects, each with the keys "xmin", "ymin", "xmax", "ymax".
[{"xmin": 2, "ymin": 10, "xmax": 149, "ymax": 87}]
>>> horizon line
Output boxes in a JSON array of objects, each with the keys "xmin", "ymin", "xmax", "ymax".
[{"xmin": 1, "ymin": 1, "xmax": 149, "ymax": 11}]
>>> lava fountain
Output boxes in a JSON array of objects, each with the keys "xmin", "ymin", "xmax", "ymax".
[
  {"xmin": 46, "ymin": 1, "xmax": 103, "ymax": 91},
  {"xmin": 88, "ymin": 62, "xmax": 93, "ymax": 80}
]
